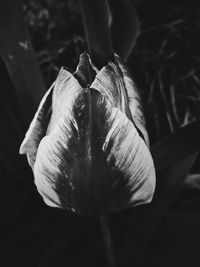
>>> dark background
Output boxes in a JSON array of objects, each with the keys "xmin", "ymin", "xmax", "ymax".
[{"xmin": 1, "ymin": 0, "xmax": 200, "ymax": 266}]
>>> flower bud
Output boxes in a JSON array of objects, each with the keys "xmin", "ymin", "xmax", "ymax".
[{"xmin": 20, "ymin": 53, "xmax": 155, "ymax": 216}]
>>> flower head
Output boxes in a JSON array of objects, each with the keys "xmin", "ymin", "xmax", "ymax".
[{"xmin": 20, "ymin": 53, "xmax": 155, "ymax": 216}]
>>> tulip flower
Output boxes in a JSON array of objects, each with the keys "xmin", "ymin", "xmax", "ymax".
[{"xmin": 20, "ymin": 52, "xmax": 156, "ymax": 217}]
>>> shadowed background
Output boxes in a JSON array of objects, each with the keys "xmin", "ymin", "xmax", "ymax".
[{"xmin": 1, "ymin": 0, "xmax": 200, "ymax": 266}]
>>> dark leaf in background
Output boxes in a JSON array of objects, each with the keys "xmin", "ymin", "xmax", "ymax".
[
  {"xmin": 0, "ymin": 0, "xmax": 46, "ymax": 128},
  {"xmin": 151, "ymin": 120, "xmax": 200, "ymax": 172},
  {"xmin": 184, "ymin": 173, "xmax": 200, "ymax": 190},
  {"xmin": 138, "ymin": 154, "xmax": 197, "ymax": 265},
  {"xmin": 0, "ymin": 2, "xmax": 47, "ymax": 262},
  {"xmin": 112, "ymin": 121, "xmax": 200, "ymax": 266},
  {"xmin": 0, "ymin": 56, "xmax": 24, "ymax": 163},
  {"xmin": 129, "ymin": 0, "xmax": 200, "ymax": 142},
  {"xmin": 113, "ymin": 154, "xmax": 196, "ymax": 266},
  {"xmin": 0, "ymin": 0, "xmax": 47, "ymax": 186},
  {"xmin": 79, "ymin": 0, "xmax": 113, "ymax": 69},
  {"xmin": 109, "ymin": 0, "xmax": 140, "ymax": 61}
]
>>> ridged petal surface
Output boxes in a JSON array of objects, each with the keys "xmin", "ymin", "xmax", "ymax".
[
  {"xmin": 19, "ymin": 68, "xmax": 82, "ymax": 168},
  {"xmin": 115, "ymin": 55, "xmax": 149, "ymax": 146},
  {"xmin": 20, "ymin": 53, "xmax": 156, "ymax": 216},
  {"xmin": 19, "ymin": 84, "xmax": 53, "ymax": 168},
  {"xmin": 34, "ymin": 87, "xmax": 155, "ymax": 216}
]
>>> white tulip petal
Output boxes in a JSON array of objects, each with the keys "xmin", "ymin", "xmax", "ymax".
[
  {"xmin": 33, "ymin": 88, "xmax": 155, "ymax": 216},
  {"xmin": 46, "ymin": 68, "xmax": 83, "ymax": 134},
  {"xmin": 115, "ymin": 55, "xmax": 150, "ymax": 146},
  {"xmin": 19, "ymin": 68, "xmax": 82, "ymax": 168},
  {"xmin": 19, "ymin": 84, "xmax": 53, "ymax": 168},
  {"xmin": 20, "ymin": 53, "xmax": 156, "ymax": 216},
  {"xmin": 91, "ymin": 60, "xmax": 131, "ymax": 117}
]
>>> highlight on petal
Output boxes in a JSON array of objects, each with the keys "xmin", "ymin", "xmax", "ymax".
[
  {"xmin": 115, "ymin": 54, "xmax": 150, "ymax": 146},
  {"xmin": 91, "ymin": 59, "xmax": 131, "ymax": 118},
  {"xmin": 91, "ymin": 54, "xmax": 149, "ymax": 146},
  {"xmin": 19, "ymin": 68, "xmax": 82, "ymax": 168},
  {"xmin": 19, "ymin": 84, "xmax": 53, "ymax": 168},
  {"xmin": 46, "ymin": 68, "xmax": 83, "ymax": 134},
  {"xmin": 20, "ymin": 52, "xmax": 156, "ymax": 217},
  {"xmin": 33, "ymin": 88, "xmax": 155, "ymax": 216}
]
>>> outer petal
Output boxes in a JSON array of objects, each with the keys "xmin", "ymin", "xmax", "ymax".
[
  {"xmin": 19, "ymin": 68, "xmax": 82, "ymax": 168},
  {"xmin": 91, "ymin": 60, "xmax": 131, "ymax": 119},
  {"xmin": 91, "ymin": 56, "xmax": 149, "ymax": 146},
  {"xmin": 46, "ymin": 68, "xmax": 83, "ymax": 134},
  {"xmin": 19, "ymin": 84, "xmax": 53, "ymax": 168},
  {"xmin": 115, "ymin": 54, "xmax": 150, "ymax": 146},
  {"xmin": 34, "ymin": 88, "xmax": 155, "ymax": 216}
]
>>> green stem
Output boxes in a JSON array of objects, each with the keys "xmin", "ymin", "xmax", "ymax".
[
  {"xmin": 109, "ymin": 0, "xmax": 140, "ymax": 61},
  {"xmin": 79, "ymin": 0, "xmax": 113, "ymax": 69},
  {"xmin": 100, "ymin": 215, "xmax": 116, "ymax": 267}
]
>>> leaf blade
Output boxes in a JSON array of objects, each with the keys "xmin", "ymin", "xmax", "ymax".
[
  {"xmin": 0, "ymin": 1, "xmax": 46, "ymax": 126},
  {"xmin": 79, "ymin": 0, "xmax": 113, "ymax": 69},
  {"xmin": 151, "ymin": 120, "xmax": 200, "ymax": 172}
]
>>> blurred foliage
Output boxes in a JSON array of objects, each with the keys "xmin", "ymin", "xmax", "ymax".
[
  {"xmin": 23, "ymin": 0, "xmax": 200, "ymax": 144},
  {"xmin": 23, "ymin": 0, "xmax": 86, "ymax": 85},
  {"xmin": 130, "ymin": 0, "xmax": 200, "ymax": 143}
]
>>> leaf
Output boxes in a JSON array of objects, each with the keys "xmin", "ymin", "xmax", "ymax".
[
  {"xmin": 151, "ymin": 120, "xmax": 200, "ymax": 172},
  {"xmin": 112, "ymin": 121, "xmax": 200, "ymax": 266},
  {"xmin": 184, "ymin": 173, "xmax": 200, "ymax": 190},
  {"xmin": 0, "ymin": 57, "xmax": 25, "ymax": 163},
  {"xmin": 133, "ymin": 122, "xmax": 200, "ymax": 264},
  {"xmin": 108, "ymin": 0, "xmax": 140, "ymax": 61},
  {"xmin": 0, "ymin": 62, "xmax": 34, "ymax": 183},
  {"xmin": 20, "ymin": 57, "xmax": 155, "ymax": 216},
  {"xmin": 79, "ymin": 0, "xmax": 113, "ymax": 69},
  {"xmin": 0, "ymin": 0, "xmax": 46, "ymax": 127},
  {"xmin": 171, "ymin": 173, "xmax": 200, "ymax": 211},
  {"xmin": 113, "ymin": 154, "xmax": 196, "ymax": 267}
]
